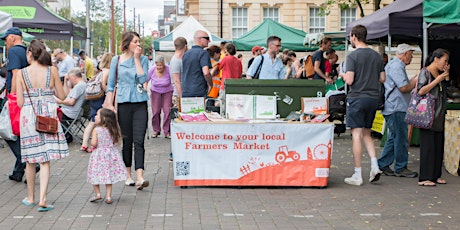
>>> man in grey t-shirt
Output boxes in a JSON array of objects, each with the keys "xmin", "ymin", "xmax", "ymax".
[
  {"xmin": 343, "ymin": 25, "xmax": 386, "ymax": 186},
  {"xmin": 170, "ymin": 37, "xmax": 188, "ymax": 107},
  {"xmin": 55, "ymin": 68, "xmax": 86, "ymax": 142}
]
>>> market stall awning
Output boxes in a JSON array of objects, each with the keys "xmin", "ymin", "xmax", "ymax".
[{"xmin": 0, "ymin": 0, "xmax": 86, "ymax": 40}]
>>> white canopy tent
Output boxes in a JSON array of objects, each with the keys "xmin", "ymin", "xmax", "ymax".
[
  {"xmin": 154, "ymin": 16, "xmax": 223, "ymax": 51},
  {"xmin": 0, "ymin": 11, "xmax": 13, "ymax": 32}
]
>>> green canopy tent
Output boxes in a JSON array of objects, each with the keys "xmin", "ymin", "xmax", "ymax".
[
  {"xmin": 422, "ymin": 0, "xmax": 460, "ymax": 64},
  {"xmin": 233, "ymin": 19, "xmax": 307, "ymax": 52}
]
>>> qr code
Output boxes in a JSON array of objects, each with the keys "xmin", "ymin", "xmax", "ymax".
[{"xmin": 176, "ymin": 161, "xmax": 190, "ymax": 176}]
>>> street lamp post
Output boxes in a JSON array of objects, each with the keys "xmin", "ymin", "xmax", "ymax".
[
  {"xmin": 123, "ymin": 0, "xmax": 126, "ymax": 33},
  {"xmin": 133, "ymin": 8, "xmax": 136, "ymax": 33},
  {"xmin": 110, "ymin": 0, "xmax": 115, "ymax": 53},
  {"xmin": 86, "ymin": 0, "xmax": 90, "ymax": 57}
]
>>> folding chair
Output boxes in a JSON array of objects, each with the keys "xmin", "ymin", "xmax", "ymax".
[{"xmin": 61, "ymin": 100, "xmax": 90, "ymax": 144}]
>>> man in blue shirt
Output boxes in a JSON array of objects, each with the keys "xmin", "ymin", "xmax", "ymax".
[
  {"xmin": 53, "ymin": 48, "xmax": 77, "ymax": 82},
  {"xmin": 181, "ymin": 30, "xmax": 212, "ymax": 97},
  {"xmin": 246, "ymin": 36, "xmax": 284, "ymax": 80},
  {"xmin": 1, "ymin": 27, "xmax": 36, "ymax": 182},
  {"xmin": 378, "ymin": 44, "xmax": 418, "ymax": 178}
]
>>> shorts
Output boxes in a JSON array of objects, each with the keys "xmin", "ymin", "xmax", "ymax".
[
  {"xmin": 89, "ymin": 96, "xmax": 105, "ymax": 122},
  {"xmin": 346, "ymin": 97, "xmax": 378, "ymax": 129}
]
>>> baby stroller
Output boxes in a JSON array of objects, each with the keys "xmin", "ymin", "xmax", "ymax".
[{"xmin": 326, "ymin": 88, "xmax": 346, "ymax": 137}]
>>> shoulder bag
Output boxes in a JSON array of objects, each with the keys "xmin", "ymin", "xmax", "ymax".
[{"xmin": 404, "ymin": 69, "xmax": 436, "ymax": 129}]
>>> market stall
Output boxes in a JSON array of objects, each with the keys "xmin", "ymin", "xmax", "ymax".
[{"xmin": 171, "ymin": 121, "xmax": 334, "ymax": 187}]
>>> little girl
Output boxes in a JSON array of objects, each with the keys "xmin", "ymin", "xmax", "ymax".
[{"xmin": 87, "ymin": 108, "xmax": 127, "ymax": 204}]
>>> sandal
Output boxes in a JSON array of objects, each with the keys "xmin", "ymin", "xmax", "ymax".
[
  {"xmin": 90, "ymin": 194, "xmax": 102, "ymax": 203},
  {"xmin": 436, "ymin": 178, "xmax": 447, "ymax": 184},
  {"xmin": 88, "ymin": 146, "xmax": 96, "ymax": 153},
  {"xmin": 80, "ymin": 146, "xmax": 89, "ymax": 152},
  {"xmin": 418, "ymin": 181, "xmax": 436, "ymax": 186},
  {"xmin": 151, "ymin": 132, "xmax": 160, "ymax": 138},
  {"xmin": 105, "ymin": 197, "xmax": 113, "ymax": 204},
  {"xmin": 37, "ymin": 205, "xmax": 55, "ymax": 212}
]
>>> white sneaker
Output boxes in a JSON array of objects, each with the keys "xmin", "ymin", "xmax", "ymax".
[
  {"xmin": 344, "ymin": 176, "xmax": 363, "ymax": 186},
  {"xmin": 369, "ymin": 168, "xmax": 382, "ymax": 183}
]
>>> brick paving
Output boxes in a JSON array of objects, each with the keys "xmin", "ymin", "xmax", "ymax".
[{"xmin": 0, "ymin": 130, "xmax": 459, "ymax": 230}]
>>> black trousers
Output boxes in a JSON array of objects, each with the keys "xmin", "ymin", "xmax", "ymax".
[
  {"xmin": 419, "ymin": 128, "xmax": 444, "ymax": 182},
  {"xmin": 118, "ymin": 102, "xmax": 148, "ymax": 170}
]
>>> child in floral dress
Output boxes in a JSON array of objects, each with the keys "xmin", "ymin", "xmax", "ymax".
[{"xmin": 87, "ymin": 108, "xmax": 127, "ymax": 204}]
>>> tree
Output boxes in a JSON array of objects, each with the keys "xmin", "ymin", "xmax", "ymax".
[{"xmin": 320, "ymin": 0, "xmax": 383, "ymax": 17}]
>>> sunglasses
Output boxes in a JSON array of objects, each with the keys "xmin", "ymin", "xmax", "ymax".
[{"xmin": 200, "ymin": 36, "xmax": 210, "ymax": 41}]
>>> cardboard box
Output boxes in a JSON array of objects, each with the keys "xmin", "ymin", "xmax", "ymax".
[{"xmin": 301, "ymin": 97, "xmax": 327, "ymax": 115}]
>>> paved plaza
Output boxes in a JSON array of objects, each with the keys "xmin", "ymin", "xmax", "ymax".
[{"xmin": 0, "ymin": 130, "xmax": 459, "ymax": 230}]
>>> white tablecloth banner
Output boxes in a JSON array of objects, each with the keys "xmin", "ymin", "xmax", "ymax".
[{"xmin": 171, "ymin": 122, "xmax": 334, "ymax": 186}]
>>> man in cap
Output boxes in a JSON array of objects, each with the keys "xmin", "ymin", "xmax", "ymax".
[
  {"xmin": 378, "ymin": 43, "xmax": 418, "ymax": 178},
  {"xmin": 247, "ymin": 46, "xmax": 262, "ymax": 69},
  {"xmin": 1, "ymin": 27, "xmax": 38, "ymax": 182}
]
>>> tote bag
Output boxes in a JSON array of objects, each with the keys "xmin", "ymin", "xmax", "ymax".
[
  {"xmin": 404, "ymin": 70, "xmax": 436, "ymax": 129},
  {"xmin": 0, "ymin": 103, "xmax": 17, "ymax": 141},
  {"xmin": 7, "ymin": 93, "xmax": 21, "ymax": 136}
]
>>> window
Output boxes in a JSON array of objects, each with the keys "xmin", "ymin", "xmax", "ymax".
[
  {"xmin": 232, "ymin": 7, "xmax": 248, "ymax": 40},
  {"xmin": 263, "ymin": 7, "xmax": 279, "ymax": 22},
  {"xmin": 340, "ymin": 8, "xmax": 357, "ymax": 31},
  {"xmin": 309, "ymin": 8, "xmax": 325, "ymax": 33}
]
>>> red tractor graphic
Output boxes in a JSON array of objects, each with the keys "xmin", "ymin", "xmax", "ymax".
[{"xmin": 275, "ymin": 145, "xmax": 300, "ymax": 163}]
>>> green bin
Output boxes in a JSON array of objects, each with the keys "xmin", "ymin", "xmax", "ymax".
[{"xmin": 225, "ymin": 79, "xmax": 326, "ymax": 118}]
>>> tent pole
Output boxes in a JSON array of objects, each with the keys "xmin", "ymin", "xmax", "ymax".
[
  {"xmin": 70, "ymin": 36, "xmax": 74, "ymax": 57},
  {"xmin": 387, "ymin": 34, "xmax": 391, "ymax": 59},
  {"xmin": 423, "ymin": 22, "xmax": 433, "ymax": 67}
]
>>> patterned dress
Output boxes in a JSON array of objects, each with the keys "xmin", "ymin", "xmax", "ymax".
[
  {"xmin": 20, "ymin": 67, "xmax": 69, "ymax": 163},
  {"xmin": 87, "ymin": 127, "xmax": 127, "ymax": 185}
]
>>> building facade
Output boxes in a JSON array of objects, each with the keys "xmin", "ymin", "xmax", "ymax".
[{"xmin": 183, "ymin": 0, "xmax": 393, "ymax": 40}]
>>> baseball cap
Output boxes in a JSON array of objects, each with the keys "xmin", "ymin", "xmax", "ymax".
[
  {"xmin": 0, "ymin": 27, "xmax": 22, "ymax": 40},
  {"xmin": 396, "ymin": 44, "xmax": 416, "ymax": 55},
  {"xmin": 251, "ymin": 46, "xmax": 262, "ymax": 53}
]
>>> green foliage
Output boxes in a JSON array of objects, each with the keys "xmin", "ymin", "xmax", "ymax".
[
  {"xmin": 319, "ymin": 0, "xmax": 381, "ymax": 17},
  {"xmin": 45, "ymin": 0, "xmax": 144, "ymax": 57}
]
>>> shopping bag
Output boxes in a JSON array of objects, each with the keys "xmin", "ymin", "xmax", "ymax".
[
  {"xmin": 404, "ymin": 90, "xmax": 436, "ymax": 129},
  {"xmin": 0, "ymin": 103, "xmax": 17, "ymax": 141},
  {"xmin": 7, "ymin": 93, "xmax": 21, "ymax": 136}
]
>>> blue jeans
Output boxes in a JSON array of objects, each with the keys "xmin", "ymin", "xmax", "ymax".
[
  {"xmin": 378, "ymin": 112, "xmax": 409, "ymax": 172},
  {"xmin": 5, "ymin": 138, "xmax": 25, "ymax": 176}
]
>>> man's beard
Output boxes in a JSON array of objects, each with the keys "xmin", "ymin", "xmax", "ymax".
[{"xmin": 351, "ymin": 41, "xmax": 356, "ymax": 49}]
